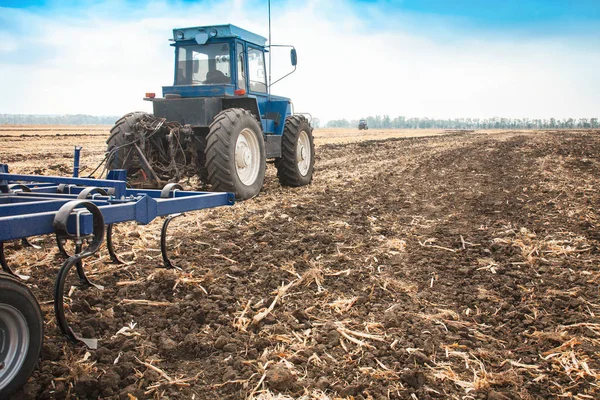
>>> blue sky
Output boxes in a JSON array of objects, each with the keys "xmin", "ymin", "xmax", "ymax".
[{"xmin": 1, "ymin": 0, "xmax": 599, "ymax": 121}]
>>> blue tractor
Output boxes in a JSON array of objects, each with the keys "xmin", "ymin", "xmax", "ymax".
[{"xmin": 107, "ymin": 24, "xmax": 314, "ymax": 200}]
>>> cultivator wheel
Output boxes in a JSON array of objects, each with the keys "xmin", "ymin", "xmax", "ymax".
[
  {"xmin": 275, "ymin": 115, "xmax": 315, "ymax": 187},
  {"xmin": 205, "ymin": 108, "xmax": 266, "ymax": 200},
  {"xmin": 0, "ymin": 273, "xmax": 43, "ymax": 398}
]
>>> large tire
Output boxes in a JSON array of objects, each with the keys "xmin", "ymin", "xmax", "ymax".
[
  {"xmin": 0, "ymin": 274, "xmax": 43, "ymax": 398},
  {"xmin": 106, "ymin": 112, "xmax": 148, "ymax": 172},
  {"xmin": 205, "ymin": 108, "xmax": 266, "ymax": 200},
  {"xmin": 275, "ymin": 115, "xmax": 315, "ymax": 187}
]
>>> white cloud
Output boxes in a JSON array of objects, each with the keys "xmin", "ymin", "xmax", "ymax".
[{"xmin": 0, "ymin": 0, "xmax": 599, "ymax": 122}]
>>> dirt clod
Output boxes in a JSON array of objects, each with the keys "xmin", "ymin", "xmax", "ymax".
[{"xmin": 266, "ymin": 363, "xmax": 297, "ymax": 391}]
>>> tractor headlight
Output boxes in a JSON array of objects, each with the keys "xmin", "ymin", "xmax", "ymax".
[
  {"xmin": 209, "ymin": 28, "xmax": 218, "ymax": 37},
  {"xmin": 175, "ymin": 31, "xmax": 185, "ymax": 40}
]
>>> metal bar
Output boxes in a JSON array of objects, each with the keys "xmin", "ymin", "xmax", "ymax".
[
  {"xmin": 0, "ymin": 193, "xmax": 80, "ymax": 202},
  {"xmin": 0, "ymin": 173, "xmax": 127, "ymax": 198},
  {"xmin": 0, "ymin": 210, "xmax": 95, "ymax": 242},
  {"xmin": 155, "ymin": 192, "xmax": 234, "ymax": 215},
  {"xmin": 73, "ymin": 146, "xmax": 82, "ymax": 178},
  {"xmin": 132, "ymin": 143, "xmax": 163, "ymax": 187},
  {"xmin": 0, "ymin": 199, "xmax": 76, "ymax": 217}
]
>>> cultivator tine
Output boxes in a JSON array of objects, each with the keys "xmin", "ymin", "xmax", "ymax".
[
  {"xmin": 21, "ymin": 238, "xmax": 41, "ymax": 249},
  {"xmin": 0, "ymin": 241, "xmax": 30, "ymax": 280},
  {"xmin": 56, "ymin": 237, "xmax": 103, "ymax": 291},
  {"xmin": 159, "ymin": 183, "xmax": 185, "ymax": 269},
  {"xmin": 9, "ymin": 183, "xmax": 32, "ymax": 193},
  {"xmin": 160, "ymin": 213, "xmax": 183, "ymax": 269},
  {"xmin": 72, "ymin": 242, "xmax": 103, "ymax": 290},
  {"xmin": 56, "ymin": 237, "xmax": 70, "ymax": 258},
  {"xmin": 55, "ymin": 254, "xmax": 99, "ymax": 349},
  {"xmin": 53, "ymin": 200, "xmax": 105, "ymax": 349},
  {"xmin": 77, "ymin": 187, "xmax": 108, "ymax": 200},
  {"xmin": 106, "ymin": 224, "xmax": 123, "ymax": 264}
]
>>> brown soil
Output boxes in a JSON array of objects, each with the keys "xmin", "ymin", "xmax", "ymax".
[{"xmin": 3, "ymin": 128, "xmax": 600, "ymax": 399}]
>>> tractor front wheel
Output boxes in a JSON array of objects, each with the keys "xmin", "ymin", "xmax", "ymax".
[
  {"xmin": 205, "ymin": 109, "xmax": 266, "ymax": 200},
  {"xmin": 275, "ymin": 115, "xmax": 315, "ymax": 187},
  {"xmin": 0, "ymin": 274, "xmax": 43, "ymax": 398}
]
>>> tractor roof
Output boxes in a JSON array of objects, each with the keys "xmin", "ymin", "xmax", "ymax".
[{"xmin": 172, "ymin": 24, "xmax": 267, "ymax": 46}]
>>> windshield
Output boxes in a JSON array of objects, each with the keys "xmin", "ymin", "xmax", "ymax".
[{"xmin": 176, "ymin": 43, "xmax": 231, "ymax": 85}]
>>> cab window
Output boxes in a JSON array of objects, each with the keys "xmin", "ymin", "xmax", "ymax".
[
  {"xmin": 237, "ymin": 43, "xmax": 246, "ymax": 90},
  {"xmin": 176, "ymin": 43, "xmax": 231, "ymax": 85},
  {"xmin": 248, "ymin": 47, "xmax": 266, "ymax": 92}
]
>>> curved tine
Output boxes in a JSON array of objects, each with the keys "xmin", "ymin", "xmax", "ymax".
[
  {"xmin": 21, "ymin": 237, "xmax": 42, "ymax": 250},
  {"xmin": 53, "ymin": 200, "xmax": 106, "ymax": 350},
  {"xmin": 53, "ymin": 200, "xmax": 105, "ymax": 290},
  {"xmin": 54, "ymin": 254, "xmax": 98, "ymax": 349},
  {"xmin": 160, "ymin": 213, "xmax": 183, "ymax": 269},
  {"xmin": 77, "ymin": 187, "xmax": 108, "ymax": 200},
  {"xmin": 72, "ymin": 242, "xmax": 103, "ymax": 291},
  {"xmin": 8, "ymin": 184, "xmax": 32, "ymax": 193},
  {"xmin": 56, "ymin": 237, "xmax": 70, "ymax": 258},
  {"xmin": 74, "ymin": 243, "xmax": 88, "ymax": 286},
  {"xmin": 0, "ymin": 241, "xmax": 29, "ymax": 280},
  {"xmin": 106, "ymin": 224, "xmax": 123, "ymax": 264},
  {"xmin": 160, "ymin": 183, "xmax": 184, "ymax": 198}
]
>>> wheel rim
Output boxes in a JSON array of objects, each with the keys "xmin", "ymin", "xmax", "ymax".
[
  {"xmin": 0, "ymin": 304, "xmax": 30, "ymax": 391},
  {"xmin": 235, "ymin": 128, "xmax": 260, "ymax": 186},
  {"xmin": 296, "ymin": 130, "xmax": 311, "ymax": 176}
]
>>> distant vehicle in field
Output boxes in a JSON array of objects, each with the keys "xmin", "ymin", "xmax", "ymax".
[{"xmin": 358, "ymin": 119, "xmax": 368, "ymax": 130}]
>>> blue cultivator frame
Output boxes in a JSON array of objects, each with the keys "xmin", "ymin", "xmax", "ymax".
[{"xmin": 0, "ymin": 163, "xmax": 234, "ymax": 348}]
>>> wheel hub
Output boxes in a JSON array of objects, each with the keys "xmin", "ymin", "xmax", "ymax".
[
  {"xmin": 236, "ymin": 142, "xmax": 252, "ymax": 169},
  {"xmin": 296, "ymin": 130, "xmax": 311, "ymax": 176},
  {"xmin": 0, "ymin": 304, "xmax": 30, "ymax": 391},
  {"xmin": 298, "ymin": 145, "xmax": 306, "ymax": 162},
  {"xmin": 235, "ymin": 128, "xmax": 261, "ymax": 186}
]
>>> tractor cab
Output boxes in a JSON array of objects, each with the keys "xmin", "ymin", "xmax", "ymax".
[
  {"xmin": 149, "ymin": 24, "xmax": 298, "ymax": 139},
  {"xmin": 167, "ymin": 25, "xmax": 270, "ymax": 97}
]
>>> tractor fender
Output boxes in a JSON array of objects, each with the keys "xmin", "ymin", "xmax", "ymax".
[{"xmin": 222, "ymin": 97, "xmax": 261, "ymax": 124}]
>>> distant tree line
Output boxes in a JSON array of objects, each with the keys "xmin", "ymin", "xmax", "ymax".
[
  {"xmin": 3, "ymin": 114, "xmax": 599, "ymax": 130},
  {"xmin": 326, "ymin": 116, "xmax": 600, "ymax": 130},
  {"xmin": 0, "ymin": 114, "xmax": 119, "ymax": 125}
]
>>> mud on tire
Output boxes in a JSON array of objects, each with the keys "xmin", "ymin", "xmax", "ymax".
[
  {"xmin": 275, "ymin": 115, "xmax": 315, "ymax": 187},
  {"xmin": 106, "ymin": 112, "xmax": 148, "ymax": 172}
]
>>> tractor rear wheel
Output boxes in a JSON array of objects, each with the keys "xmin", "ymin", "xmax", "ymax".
[
  {"xmin": 275, "ymin": 115, "xmax": 315, "ymax": 187},
  {"xmin": 0, "ymin": 274, "xmax": 43, "ymax": 398},
  {"xmin": 106, "ymin": 112, "xmax": 148, "ymax": 172},
  {"xmin": 205, "ymin": 108, "xmax": 266, "ymax": 200}
]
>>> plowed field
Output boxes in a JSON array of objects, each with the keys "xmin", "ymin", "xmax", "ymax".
[{"xmin": 2, "ymin": 127, "xmax": 600, "ymax": 399}]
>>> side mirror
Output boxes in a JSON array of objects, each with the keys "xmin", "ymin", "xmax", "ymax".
[{"xmin": 290, "ymin": 48, "xmax": 297, "ymax": 66}]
